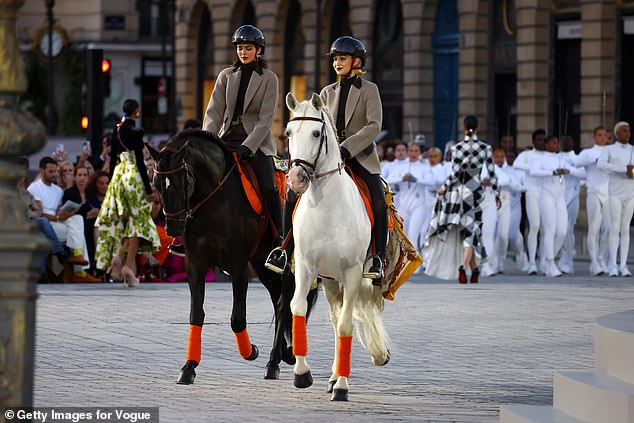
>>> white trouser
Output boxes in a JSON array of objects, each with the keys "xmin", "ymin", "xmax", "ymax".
[
  {"xmin": 607, "ymin": 196, "xmax": 634, "ymax": 270},
  {"xmin": 525, "ymin": 190, "xmax": 541, "ymax": 265},
  {"xmin": 402, "ymin": 201, "xmax": 426, "ymax": 251},
  {"xmin": 586, "ymin": 192, "xmax": 610, "ymax": 268},
  {"xmin": 539, "ymin": 190, "xmax": 568, "ymax": 262},
  {"xmin": 559, "ymin": 194, "xmax": 579, "ymax": 271},
  {"xmin": 481, "ymin": 191, "xmax": 498, "ymax": 271},
  {"xmin": 51, "ymin": 215, "xmax": 89, "ymax": 270},
  {"xmin": 496, "ymin": 191, "xmax": 512, "ymax": 271}
]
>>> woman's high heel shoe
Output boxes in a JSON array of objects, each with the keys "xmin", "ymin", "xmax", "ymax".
[
  {"xmin": 458, "ymin": 266, "xmax": 467, "ymax": 284},
  {"xmin": 470, "ymin": 268, "xmax": 480, "ymax": 284},
  {"xmin": 121, "ymin": 265, "xmax": 140, "ymax": 288},
  {"xmin": 108, "ymin": 255, "xmax": 124, "ymax": 282}
]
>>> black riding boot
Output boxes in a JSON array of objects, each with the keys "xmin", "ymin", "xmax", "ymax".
[
  {"xmin": 265, "ymin": 189, "xmax": 297, "ymax": 274},
  {"xmin": 368, "ymin": 203, "xmax": 388, "ymax": 286}
]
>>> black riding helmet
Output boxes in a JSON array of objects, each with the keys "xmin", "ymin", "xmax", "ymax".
[
  {"xmin": 327, "ymin": 36, "xmax": 367, "ymax": 68},
  {"xmin": 232, "ymin": 25, "xmax": 266, "ymax": 54}
]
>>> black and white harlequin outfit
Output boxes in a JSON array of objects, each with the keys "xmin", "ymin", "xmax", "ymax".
[{"xmin": 423, "ymin": 139, "xmax": 498, "ymax": 280}]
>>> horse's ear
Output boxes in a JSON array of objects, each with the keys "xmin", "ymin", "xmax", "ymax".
[
  {"xmin": 145, "ymin": 143, "xmax": 160, "ymax": 162},
  {"xmin": 310, "ymin": 93, "xmax": 323, "ymax": 111},
  {"xmin": 286, "ymin": 92, "xmax": 298, "ymax": 111}
]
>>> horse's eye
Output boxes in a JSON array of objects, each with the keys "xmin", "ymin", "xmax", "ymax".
[
  {"xmin": 312, "ymin": 130, "xmax": 320, "ymax": 138},
  {"xmin": 285, "ymin": 129, "xmax": 291, "ymax": 137}
]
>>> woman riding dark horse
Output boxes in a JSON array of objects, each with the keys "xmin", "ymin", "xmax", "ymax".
[{"xmin": 147, "ymin": 131, "xmax": 315, "ymax": 383}]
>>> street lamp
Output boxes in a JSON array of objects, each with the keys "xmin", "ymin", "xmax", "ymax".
[{"xmin": 45, "ymin": 0, "xmax": 58, "ymax": 135}]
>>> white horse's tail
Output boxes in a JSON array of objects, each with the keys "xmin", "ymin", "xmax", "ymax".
[{"xmin": 353, "ymin": 278, "xmax": 391, "ymax": 366}]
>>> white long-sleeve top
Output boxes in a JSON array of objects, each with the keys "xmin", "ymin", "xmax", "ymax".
[
  {"xmin": 508, "ymin": 165, "xmax": 526, "ymax": 209},
  {"xmin": 382, "ymin": 158, "xmax": 408, "ymax": 183},
  {"xmin": 529, "ymin": 151, "xmax": 584, "ymax": 198},
  {"xmin": 513, "ymin": 149, "xmax": 544, "ymax": 193},
  {"xmin": 560, "ymin": 151, "xmax": 586, "ymax": 205},
  {"xmin": 392, "ymin": 159, "xmax": 426, "ymax": 210},
  {"xmin": 576, "ymin": 145, "xmax": 610, "ymax": 202},
  {"xmin": 495, "ymin": 163, "xmax": 523, "ymax": 193},
  {"xmin": 421, "ymin": 162, "xmax": 448, "ymax": 204},
  {"xmin": 597, "ymin": 142, "xmax": 634, "ymax": 201}
]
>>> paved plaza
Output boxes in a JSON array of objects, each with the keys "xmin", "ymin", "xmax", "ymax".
[{"xmin": 33, "ymin": 264, "xmax": 634, "ymax": 422}]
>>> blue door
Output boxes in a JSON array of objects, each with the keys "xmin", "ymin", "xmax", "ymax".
[{"xmin": 433, "ymin": 0, "xmax": 459, "ymax": 151}]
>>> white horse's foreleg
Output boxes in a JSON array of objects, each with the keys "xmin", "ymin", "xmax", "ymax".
[
  {"xmin": 331, "ymin": 267, "xmax": 362, "ymax": 401},
  {"xmin": 290, "ymin": 260, "xmax": 314, "ymax": 388},
  {"xmin": 322, "ymin": 279, "xmax": 343, "ymax": 392}
]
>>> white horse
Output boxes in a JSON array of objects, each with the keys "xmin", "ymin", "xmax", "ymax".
[{"xmin": 285, "ymin": 92, "xmax": 390, "ymax": 402}]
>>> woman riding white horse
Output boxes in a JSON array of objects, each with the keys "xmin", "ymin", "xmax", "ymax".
[{"xmin": 285, "ymin": 93, "xmax": 390, "ymax": 402}]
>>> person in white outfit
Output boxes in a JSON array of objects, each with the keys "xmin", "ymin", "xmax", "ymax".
[
  {"xmin": 393, "ymin": 143, "xmax": 426, "ymax": 250},
  {"xmin": 479, "ymin": 159, "xmax": 501, "ymax": 276},
  {"xmin": 491, "ymin": 148, "xmax": 524, "ymax": 274},
  {"xmin": 513, "ymin": 129, "xmax": 546, "ymax": 274},
  {"xmin": 575, "ymin": 126, "xmax": 611, "ymax": 275},
  {"xmin": 419, "ymin": 147, "xmax": 447, "ymax": 247},
  {"xmin": 505, "ymin": 149, "xmax": 528, "ymax": 270},
  {"xmin": 558, "ymin": 135, "xmax": 586, "ymax": 274},
  {"xmin": 530, "ymin": 136, "xmax": 584, "ymax": 277},
  {"xmin": 597, "ymin": 121, "xmax": 634, "ymax": 277},
  {"xmin": 382, "ymin": 141, "xmax": 408, "ymax": 209}
]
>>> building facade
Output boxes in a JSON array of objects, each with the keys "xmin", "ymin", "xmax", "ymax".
[{"xmin": 175, "ymin": 0, "xmax": 634, "ymax": 150}]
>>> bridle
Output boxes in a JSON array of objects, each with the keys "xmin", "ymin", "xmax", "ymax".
[
  {"xmin": 153, "ymin": 140, "xmax": 237, "ymax": 223},
  {"xmin": 287, "ymin": 111, "xmax": 344, "ymax": 179}
]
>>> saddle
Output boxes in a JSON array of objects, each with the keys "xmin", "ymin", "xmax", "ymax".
[{"xmin": 234, "ymin": 158, "xmax": 286, "ymax": 215}]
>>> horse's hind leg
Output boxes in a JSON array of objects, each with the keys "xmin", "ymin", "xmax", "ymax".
[
  {"xmin": 230, "ymin": 267, "xmax": 259, "ymax": 361},
  {"xmin": 251, "ymin": 258, "xmax": 287, "ymax": 380},
  {"xmin": 322, "ymin": 279, "xmax": 343, "ymax": 394},
  {"xmin": 290, "ymin": 260, "xmax": 315, "ymax": 389},
  {"xmin": 177, "ymin": 260, "xmax": 207, "ymax": 385},
  {"xmin": 330, "ymin": 267, "xmax": 363, "ymax": 401}
]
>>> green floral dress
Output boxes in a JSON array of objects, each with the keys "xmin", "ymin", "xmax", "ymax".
[{"xmin": 95, "ymin": 151, "xmax": 160, "ymax": 270}]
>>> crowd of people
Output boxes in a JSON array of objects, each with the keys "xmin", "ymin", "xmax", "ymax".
[
  {"xmin": 20, "ymin": 23, "xmax": 633, "ymax": 285},
  {"xmin": 380, "ymin": 121, "xmax": 633, "ymax": 281}
]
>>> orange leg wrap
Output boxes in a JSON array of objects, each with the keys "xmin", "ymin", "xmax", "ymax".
[
  {"xmin": 292, "ymin": 315, "xmax": 308, "ymax": 356},
  {"xmin": 234, "ymin": 329, "xmax": 253, "ymax": 358},
  {"xmin": 336, "ymin": 336, "xmax": 353, "ymax": 377},
  {"xmin": 186, "ymin": 325, "xmax": 202, "ymax": 364}
]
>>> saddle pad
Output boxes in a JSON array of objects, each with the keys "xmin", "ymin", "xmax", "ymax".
[{"xmin": 235, "ymin": 159, "xmax": 263, "ymax": 215}]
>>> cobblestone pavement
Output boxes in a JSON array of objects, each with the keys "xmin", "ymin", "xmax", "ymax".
[{"xmin": 33, "ymin": 262, "xmax": 634, "ymax": 422}]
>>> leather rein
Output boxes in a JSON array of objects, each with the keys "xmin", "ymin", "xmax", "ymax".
[
  {"xmin": 287, "ymin": 113, "xmax": 344, "ymax": 179},
  {"xmin": 153, "ymin": 140, "xmax": 237, "ymax": 223}
]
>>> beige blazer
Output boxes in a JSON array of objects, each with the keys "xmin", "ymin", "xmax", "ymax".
[
  {"xmin": 319, "ymin": 78, "xmax": 383, "ymax": 175},
  {"xmin": 202, "ymin": 66, "xmax": 279, "ymax": 156}
]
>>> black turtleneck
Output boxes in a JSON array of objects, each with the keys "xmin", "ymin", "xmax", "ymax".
[
  {"xmin": 336, "ymin": 76, "xmax": 360, "ymax": 135},
  {"xmin": 233, "ymin": 61, "xmax": 258, "ymax": 122}
]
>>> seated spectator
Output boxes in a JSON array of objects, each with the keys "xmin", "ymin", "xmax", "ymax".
[
  {"xmin": 88, "ymin": 171, "xmax": 109, "ymax": 270},
  {"xmin": 28, "ymin": 157, "xmax": 100, "ymax": 283},
  {"xmin": 58, "ymin": 160, "xmax": 75, "ymax": 191},
  {"xmin": 63, "ymin": 165, "xmax": 101, "ymax": 271},
  {"xmin": 17, "ymin": 157, "xmax": 67, "ymax": 277},
  {"xmin": 90, "ymin": 132, "xmax": 112, "ymax": 173}
]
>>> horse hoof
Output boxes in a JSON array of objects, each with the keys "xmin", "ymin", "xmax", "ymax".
[
  {"xmin": 264, "ymin": 363, "xmax": 280, "ymax": 380},
  {"xmin": 326, "ymin": 380, "xmax": 336, "ymax": 393},
  {"xmin": 176, "ymin": 360, "xmax": 197, "ymax": 385},
  {"xmin": 282, "ymin": 346, "xmax": 296, "ymax": 365},
  {"xmin": 294, "ymin": 370, "xmax": 313, "ymax": 388},
  {"xmin": 245, "ymin": 344, "xmax": 259, "ymax": 361},
  {"xmin": 331, "ymin": 388, "xmax": 349, "ymax": 401},
  {"xmin": 382, "ymin": 349, "xmax": 391, "ymax": 366}
]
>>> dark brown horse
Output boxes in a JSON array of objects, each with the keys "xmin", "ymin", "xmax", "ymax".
[{"xmin": 146, "ymin": 129, "xmax": 316, "ymax": 382}]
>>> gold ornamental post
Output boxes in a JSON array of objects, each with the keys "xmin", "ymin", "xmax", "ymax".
[{"xmin": 0, "ymin": 0, "xmax": 49, "ymax": 414}]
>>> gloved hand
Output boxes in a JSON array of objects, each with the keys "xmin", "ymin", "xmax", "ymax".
[
  {"xmin": 237, "ymin": 145, "xmax": 253, "ymax": 160},
  {"xmin": 340, "ymin": 146, "xmax": 351, "ymax": 162}
]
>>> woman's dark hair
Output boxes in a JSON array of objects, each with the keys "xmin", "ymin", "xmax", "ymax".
[
  {"xmin": 90, "ymin": 170, "xmax": 110, "ymax": 191},
  {"xmin": 122, "ymin": 99, "xmax": 140, "ymax": 116},
  {"xmin": 463, "ymin": 115, "xmax": 479, "ymax": 133}
]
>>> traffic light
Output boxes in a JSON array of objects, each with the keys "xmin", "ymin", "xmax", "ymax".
[
  {"xmin": 102, "ymin": 58, "xmax": 111, "ymax": 97},
  {"xmin": 86, "ymin": 48, "xmax": 104, "ymax": 154}
]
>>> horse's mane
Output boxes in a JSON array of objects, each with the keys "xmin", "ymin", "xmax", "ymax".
[{"xmin": 166, "ymin": 129, "xmax": 233, "ymax": 168}]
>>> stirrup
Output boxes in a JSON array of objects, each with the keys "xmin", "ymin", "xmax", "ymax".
[
  {"xmin": 265, "ymin": 247, "xmax": 287, "ymax": 274},
  {"xmin": 362, "ymin": 257, "xmax": 384, "ymax": 279}
]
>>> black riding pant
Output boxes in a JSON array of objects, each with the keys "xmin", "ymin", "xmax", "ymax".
[{"xmin": 283, "ymin": 158, "xmax": 388, "ymax": 259}]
